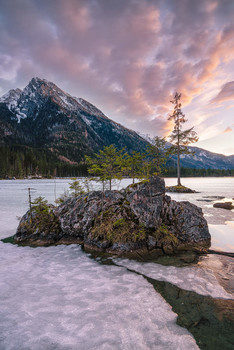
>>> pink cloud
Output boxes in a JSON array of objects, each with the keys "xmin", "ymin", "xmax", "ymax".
[
  {"xmin": 1, "ymin": 0, "xmax": 234, "ymax": 140},
  {"xmin": 224, "ymin": 127, "xmax": 232, "ymax": 133},
  {"xmin": 211, "ymin": 81, "xmax": 234, "ymax": 104}
]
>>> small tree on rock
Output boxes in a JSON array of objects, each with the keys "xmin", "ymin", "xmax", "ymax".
[
  {"xmin": 168, "ymin": 92, "xmax": 198, "ymax": 186},
  {"xmin": 85, "ymin": 145, "xmax": 124, "ymax": 191},
  {"xmin": 69, "ymin": 178, "xmax": 85, "ymax": 197},
  {"xmin": 146, "ymin": 136, "xmax": 170, "ymax": 177},
  {"xmin": 125, "ymin": 151, "xmax": 144, "ymax": 184}
]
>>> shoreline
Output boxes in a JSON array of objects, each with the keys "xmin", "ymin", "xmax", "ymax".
[{"xmin": 1, "ymin": 175, "xmax": 234, "ymax": 180}]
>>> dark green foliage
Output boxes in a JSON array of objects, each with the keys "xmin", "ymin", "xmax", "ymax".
[
  {"xmin": 85, "ymin": 145, "xmax": 126, "ymax": 190},
  {"xmin": 163, "ymin": 166, "xmax": 234, "ymax": 177},
  {"xmin": 31, "ymin": 196, "xmax": 52, "ymax": 216},
  {"xmin": 69, "ymin": 178, "xmax": 85, "ymax": 197},
  {"xmin": 0, "ymin": 145, "xmax": 87, "ymax": 178},
  {"xmin": 124, "ymin": 151, "xmax": 144, "ymax": 183},
  {"xmin": 145, "ymin": 136, "xmax": 172, "ymax": 177}
]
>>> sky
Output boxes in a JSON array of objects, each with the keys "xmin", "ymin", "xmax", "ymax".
[{"xmin": 0, "ymin": 0, "xmax": 234, "ymax": 155}]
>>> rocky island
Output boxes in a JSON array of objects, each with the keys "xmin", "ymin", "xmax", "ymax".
[{"xmin": 15, "ymin": 176, "xmax": 210, "ymax": 258}]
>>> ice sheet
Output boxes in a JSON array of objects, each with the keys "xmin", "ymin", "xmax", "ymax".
[
  {"xmin": 113, "ymin": 258, "xmax": 233, "ymax": 300},
  {"xmin": 0, "ymin": 243, "xmax": 199, "ymax": 350}
]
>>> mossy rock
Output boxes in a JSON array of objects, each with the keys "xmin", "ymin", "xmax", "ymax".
[
  {"xmin": 89, "ymin": 207, "xmax": 146, "ymax": 244},
  {"xmin": 149, "ymin": 224, "xmax": 179, "ymax": 254}
]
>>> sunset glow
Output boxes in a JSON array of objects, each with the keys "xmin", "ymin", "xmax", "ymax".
[{"xmin": 1, "ymin": 0, "xmax": 234, "ymax": 154}]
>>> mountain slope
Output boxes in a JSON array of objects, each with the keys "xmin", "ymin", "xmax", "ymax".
[
  {"xmin": 139, "ymin": 134, "xmax": 234, "ymax": 170},
  {"xmin": 180, "ymin": 146, "xmax": 234, "ymax": 169},
  {"xmin": 0, "ymin": 77, "xmax": 148, "ymax": 164}
]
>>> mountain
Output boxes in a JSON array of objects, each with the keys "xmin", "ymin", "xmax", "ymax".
[
  {"xmin": 139, "ymin": 134, "xmax": 234, "ymax": 170},
  {"xmin": 0, "ymin": 77, "xmax": 234, "ymax": 177},
  {"xmin": 178, "ymin": 146, "xmax": 234, "ymax": 169},
  {"xmin": 0, "ymin": 77, "xmax": 148, "ymax": 165}
]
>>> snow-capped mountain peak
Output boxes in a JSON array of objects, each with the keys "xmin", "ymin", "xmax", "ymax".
[{"xmin": 0, "ymin": 77, "xmax": 110, "ymax": 124}]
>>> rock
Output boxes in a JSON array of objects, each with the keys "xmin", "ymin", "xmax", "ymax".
[
  {"xmin": 14, "ymin": 176, "xmax": 211, "ymax": 256},
  {"xmin": 164, "ymin": 201, "xmax": 211, "ymax": 247},
  {"xmin": 126, "ymin": 177, "xmax": 165, "ymax": 228},
  {"xmin": 205, "ymin": 196, "xmax": 225, "ymax": 200},
  {"xmin": 213, "ymin": 202, "xmax": 234, "ymax": 210},
  {"xmin": 15, "ymin": 205, "xmax": 62, "ymax": 245},
  {"xmin": 166, "ymin": 185, "xmax": 196, "ymax": 193}
]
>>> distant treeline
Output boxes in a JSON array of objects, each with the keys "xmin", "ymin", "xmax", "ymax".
[
  {"xmin": 163, "ymin": 166, "xmax": 234, "ymax": 177},
  {"xmin": 0, "ymin": 145, "xmax": 233, "ymax": 179},
  {"xmin": 0, "ymin": 145, "xmax": 87, "ymax": 178}
]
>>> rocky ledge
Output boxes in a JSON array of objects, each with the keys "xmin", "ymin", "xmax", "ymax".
[
  {"xmin": 213, "ymin": 202, "xmax": 234, "ymax": 210},
  {"xmin": 166, "ymin": 185, "xmax": 197, "ymax": 193},
  {"xmin": 14, "ymin": 177, "xmax": 211, "ymax": 257}
]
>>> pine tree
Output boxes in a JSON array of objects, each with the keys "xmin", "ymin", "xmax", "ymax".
[
  {"xmin": 69, "ymin": 178, "xmax": 85, "ymax": 197},
  {"xmin": 168, "ymin": 92, "xmax": 198, "ymax": 186},
  {"xmin": 146, "ymin": 136, "xmax": 170, "ymax": 177},
  {"xmin": 85, "ymin": 145, "xmax": 124, "ymax": 190},
  {"xmin": 125, "ymin": 151, "xmax": 143, "ymax": 184}
]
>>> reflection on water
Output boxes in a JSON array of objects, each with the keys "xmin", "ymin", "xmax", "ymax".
[
  {"xmin": 164, "ymin": 177, "xmax": 234, "ymax": 252},
  {"xmin": 209, "ymin": 222, "xmax": 234, "ymax": 252}
]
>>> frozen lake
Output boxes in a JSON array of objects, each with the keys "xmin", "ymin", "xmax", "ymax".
[
  {"xmin": 0, "ymin": 177, "xmax": 233, "ymax": 251},
  {"xmin": 0, "ymin": 177, "xmax": 233, "ymax": 349}
]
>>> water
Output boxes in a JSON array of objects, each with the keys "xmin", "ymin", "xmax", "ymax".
[
  {"xmin": 165, "ymin": 177, "xmax": 234, "ymax": 252},
  {"xmin": 0, "ymin": 177, "xmax": 233, "ymax": 349}
]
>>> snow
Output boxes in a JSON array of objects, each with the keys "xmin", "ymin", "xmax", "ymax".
[
  {"xmin": 57, "ymin": 92, "xmax": 78, "ymax": 111},
  {"xmin": 0, "ymin": 89, "xmax": 22, "ymax": 113},
  {"xmin": 76, "ymin": 97, "xmax": 105, "ymax": 118},
  {"xmin": 15, "ymin": 108, "xmax": 27, "ymax": 123},
  {"xmin": 81, "ymin": 115, "xmax": 92, "ymax": 126},
  {"xmin": 0, "ymin": 90, "xmax": 11, "ymax": 102},
  {"xmin": 0, "ymin": 243, "xmax": 199, "ymax": 350},
  {"xmin": 0, "ymin": 178, "xmax": 233, "ymax": 349}
]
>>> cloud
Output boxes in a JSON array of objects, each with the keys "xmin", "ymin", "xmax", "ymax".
[
  {"xmin": 1, "ymin": 0, "xmax": 234, "ymax": 141},
  {"xmin": 211, "ymin": 81, "xmax": 234, "ymax": 104},
  {"xmin": 223, "ymin": 126, "xmax": 232, "ymax": 133},
  {"xmin": 0, "ymin": 54, "xmax": 21, "ymax": 80}
]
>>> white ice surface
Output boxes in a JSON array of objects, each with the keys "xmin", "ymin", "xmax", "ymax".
[
  {"xmin": 0, "ymin": 243, "xmax": 198, "ymax": 350},
  {"xmin": 113, "ymin": 258, "xmax": 233, "ymax": 300}
]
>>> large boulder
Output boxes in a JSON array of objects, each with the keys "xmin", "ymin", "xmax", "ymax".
[{"xmin": 14, "ymin": 177, "xmax": 211, "ymax": 256}]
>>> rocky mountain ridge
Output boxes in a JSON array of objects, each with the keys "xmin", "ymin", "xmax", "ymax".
[
  {"xmin": 0, "ymin": 77, "xmax": 147, "ymax": 164},
  {"xmin": 0, "ymin": 77, "xmax": 234, "ymax": 170},
  {"xmin": 139, "ymin": 133, "xmax": 234, "ymax": 170}
]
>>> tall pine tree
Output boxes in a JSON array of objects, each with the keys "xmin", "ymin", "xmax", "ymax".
[{"xmin": 168, "ymin": 92, "xmax": 198, "ymax": 186}]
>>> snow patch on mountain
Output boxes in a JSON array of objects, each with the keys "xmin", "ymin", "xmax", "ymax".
[
  {"xmin": 81, "ymin": 115, "xmax": 92, "ymax": 126},
  {"xmin": 0, "ymin": 88, "xmax": 22, "ymax": 113},
  {"xmin": 76, "ymin": 97, "xmax": 106, "ymax": 119}
]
